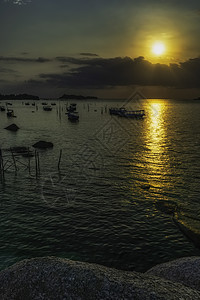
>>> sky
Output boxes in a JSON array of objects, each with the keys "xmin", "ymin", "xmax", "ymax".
[{"xmin": 0, "ymin": 0, "xmax": 200, "ymax": 99}]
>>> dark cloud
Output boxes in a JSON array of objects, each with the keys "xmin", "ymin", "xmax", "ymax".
[
  {"xmin": 80, "ymin": 53, "xmax": 99, "ymax": 57},
  {"xmin": 38, "ymin": 56, "xmax": 200, "ymax": 89},
  {"xmin": 0, "ymin": 56, "xmax": 51, "ymax": 63}
]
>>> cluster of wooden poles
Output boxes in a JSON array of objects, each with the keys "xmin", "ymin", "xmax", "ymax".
[{"xmin": 0, "ymin": 148, "xmax": 62, "ymax": 181}]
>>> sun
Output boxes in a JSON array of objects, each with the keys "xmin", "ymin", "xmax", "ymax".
[{"xmin": 152, "ymin": 42, "xmax": 166, "ymax": 56}]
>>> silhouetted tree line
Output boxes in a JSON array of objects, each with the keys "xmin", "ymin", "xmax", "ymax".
[{"xmin": 0, "ymin": 93, "xmax": 39, "ymax": 100}]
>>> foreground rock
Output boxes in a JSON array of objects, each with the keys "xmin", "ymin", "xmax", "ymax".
[
  {"xmin": 147, "ymin": 256, "xmax": 200, "ymax": 292},
  {"xmin": 0, "ymin": 257, "xmax": 200, "ymax": 300},
  {"xmin": 32, "ymin": 140, "xmax": 53, "ymax": 149}
]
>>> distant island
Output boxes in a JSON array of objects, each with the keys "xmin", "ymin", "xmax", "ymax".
[
  {"xmin": 59, "ymin": 94, "xmax": 98, "ymax": 100},
  {"xmin": 0, "ymin": 93, "xmax": 98, "ymax": 101},
  {"xmin": 0, "ymin": 93, "xmax": 39, "ymax": 100}
]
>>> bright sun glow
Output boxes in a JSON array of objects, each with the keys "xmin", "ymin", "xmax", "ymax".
[{"xmin": 152, "ymin": 42, "xmax": 166, "ymax": 56}]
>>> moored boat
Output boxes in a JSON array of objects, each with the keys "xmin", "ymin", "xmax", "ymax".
[
  {"xmin": 66, "ymin": 103, "xmax": 77, "ymax": 112},
  {"xmin": 119, "ymin": 109, "xmax": 145, "ymax": 118},
  {"xmin": 109, "ymin": 107, "xmax": 126, "ymax": 115},
  {"xmin": 43, "ymin": 105, "xmax": 52, "ymax": 111},
  {"xmin": 7, "ymin": 109, "xmax": 14, "ymax": 117},
  {"xmin": 67, "ymin": 112, "xmax": 79, "ymax": 121}
]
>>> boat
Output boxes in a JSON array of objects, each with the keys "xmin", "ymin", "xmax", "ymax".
[
  {"xmin": 7, "ymin": 109, "xmax": 14, "ymax": 117},
  {"xmin": 109, "ymin": 107, "xmax": 126, "ymax": 115},
  {"xmin": 66, "ymin": 103, "xmax": 77, "ymax": 112},
  {"xmin": 43, "ymin": 105, "xmax": 52, "ymax": 111},
  {"xmin": 0, "ymin": 106, "xmax": 5, "ymax": 111},
  {"xmin": 67, "ymin": 112, "xmax": 79, "ymax": 121},
  {"xmin": 119, "ymin": 109, "xmax": 145, "ymax": 118},
  {"xmin": 42, "ymin": 102, "xmax": 47, "ymax": 105}
]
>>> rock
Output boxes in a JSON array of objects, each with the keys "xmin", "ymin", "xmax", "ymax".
[
  {"xmin": 32, "ymin": 140, "xmax": 53, "ymax": 149},
  {"xmin": 4, "ymin": 124, "xmax": 19, "ymax": 132},
  {"xmin": 0, "ymin": 257, "xmax": 200, "ymax": 299},
  {"xmin": 146, "ymin": 256, "xmax": 200, "ymax": 292}
]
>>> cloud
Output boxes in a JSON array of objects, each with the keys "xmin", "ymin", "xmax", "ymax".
[
  {"xmin": 0, "ymin": 56, "xmax": 51, "ymax": 63},
  {"xmin": 39, "ymin": 56, "xmax": 200, "ymax": 89},
  {"xmin": 80, "ymin": 53, "xmax": 99, "ymax": 57},
  {"xmin": 1, "ymin": 55, "xmax": 200, "ymax": 95}
]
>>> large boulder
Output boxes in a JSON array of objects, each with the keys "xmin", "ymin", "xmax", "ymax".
[
  {"xmin": 0, "ymin": 257, "xmax": 200, "ymax": 300},
  {"xmin": 146, "ymin": 256, "xmax": 200, "ymax": 292},
  {"xmin": 32, "ymin": 140, "xmax": 53, "ymax": 149}
]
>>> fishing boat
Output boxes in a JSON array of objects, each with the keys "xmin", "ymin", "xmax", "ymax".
[
  {"xmin": 119, "ymin": 109, "xmax": 145, "ymax": 118},
  {"xmin": 109, "ymin": 107, "xmax": 126, "ymax": 115},
  {"xmin": 66, "ymin": 103, "xmax": 77, "ymax": 112},
  {"xmin": 43, "ymin": 105, "xmax": 52, "ymax": 111},
  {"xmin": 68, "ymin": 112, "xmax": 79, "ymax": 121},
  {"xmin": 7, "ymin": 109, "xmax": 14, "ymax": 117}
]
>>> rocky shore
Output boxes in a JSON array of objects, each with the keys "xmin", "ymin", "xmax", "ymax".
[{"xmin": 0, "ymin": 256, "xmax": 200, "ymax": 299}]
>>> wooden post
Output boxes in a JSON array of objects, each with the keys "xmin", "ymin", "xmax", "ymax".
[
  {"xmin": 0, "ymin": 148, "xmax": 5, "ymax": 179},
  {"xmin": 28, "ymin": 147, "xmax": 31, "ymax": 173},
  {"xmin": 58, "ymin": 149, "xmax": 62, "ymax": 170},
  {"xmin": 37, "ymin": 152, "xmax": 40, "ymax": 174},
  {"xmin": 10, "ymin": 148, "xmax": 17, "ymax": 173},
  {"xmin": 35, "ymin": 150, "xmax": 38, "ymax": 177}
]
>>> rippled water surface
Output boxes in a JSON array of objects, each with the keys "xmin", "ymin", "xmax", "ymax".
[{"xmin": 0, "ymin": 98, "xmax": 200, "ymax": 272}]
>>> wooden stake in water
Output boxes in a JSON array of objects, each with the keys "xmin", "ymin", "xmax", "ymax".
[
  {"xmin": 58, "ymin": 149, "xmax": 62, "ymax": 170},
  {"xmin": 35, "ymin": 150, "xmax": 38, "ymax": 177},
  {"xmin": 0, "ymin": 148, "xmax": 5, "ymax": 179},
  {"xmin": 11, "ymin": 148, "xmax": 17, "ymax": 173}
]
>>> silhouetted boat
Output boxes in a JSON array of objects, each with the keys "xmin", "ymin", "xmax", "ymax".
[
  {"xmin": 67, "ymin": 103, "xmax": 77, "ymax": 112},
  {"xmin": 119, "ymin": 109, "xmax": 145, "ymax": 118},
  {"xmin": 7, "ymin": 109, "xmax": 14, "ymax": 117},
  {"xmin": 68, "ymin": 112, "xmax": 79, "ymax": 121},
  {"xmin": 43, "ymin": 105, "xmax": 52, "ymax": 111},
  {"xmin": 109, "ymin": 107, "xmax": 126, "ymax": 115}
]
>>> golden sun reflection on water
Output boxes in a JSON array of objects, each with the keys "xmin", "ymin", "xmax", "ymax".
[{"xmin": 143, "ymin": 100, "xmax": 170, "ymax": 191}]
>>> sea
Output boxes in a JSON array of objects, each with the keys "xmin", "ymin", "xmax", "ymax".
[{"xmin": 0, "ymin": 97, "xmax": 200, "ymax": 273}]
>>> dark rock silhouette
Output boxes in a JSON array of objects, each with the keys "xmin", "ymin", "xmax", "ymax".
[
  {"xmin": 0, "ymin": 93, "xmax": 39, "ymax": 100},
  {"xmin": 59, "ymin": 94, "xmax": 98, "ymax": 100},
  {"xmin": 0, "ymin": 257, "xmax": 199, "ymax": 299},
  {"xmin": 32, "ymin": 141, "xmax": 53, "ymax": 148},
  {"xmin": 4, "ymin": 124, "xmax": 19, "ymax": 131},
  {"xmin": 147, "ymin": 256, "xmax": 200, "ymax": 292}
]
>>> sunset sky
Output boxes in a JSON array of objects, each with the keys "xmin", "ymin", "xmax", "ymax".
[{"xmin": 0, "ymin": 0, "xmax": 200, "ymax": 99}]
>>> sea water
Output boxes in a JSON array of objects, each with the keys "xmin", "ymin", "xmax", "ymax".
[{"xmin": 0, "ymin": 98, "xmax": 200, "ymax": 272}]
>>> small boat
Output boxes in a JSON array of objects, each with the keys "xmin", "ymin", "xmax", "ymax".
[
  {"xmin": 68, "ymin": 112, "xmax": 79, "ymax": 121},
  {"xmin": 25, "ymin": 102, "xmax": 30, "ymax": 105},
  {"xmin": 119, "ymin": 109, "xmax": 145, "ymax": 118},
  {"xmin": 42, "ymin": 102, "xmax": 47, "ymax": 105},
  {"xmin": 51, "ymin": 103, "xmax": 56, "ymax": 106},
  {"xmin": 43, "ymin": 105, "xmax": 52, "ymax": 111},
  {"xmin": 109, "ymin": 107, "xmax": 126, "ymax": 115},
  {"xmin": 0, "ymin": 106, "xmax": 5, "ymax": 111},
  {"xmin": 7, "ymin": 109, "xmax": 14, "ymax": 117},
  {"xmin": 66, "ymin": 103, "xmax": 77, "ymax": 112}
]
